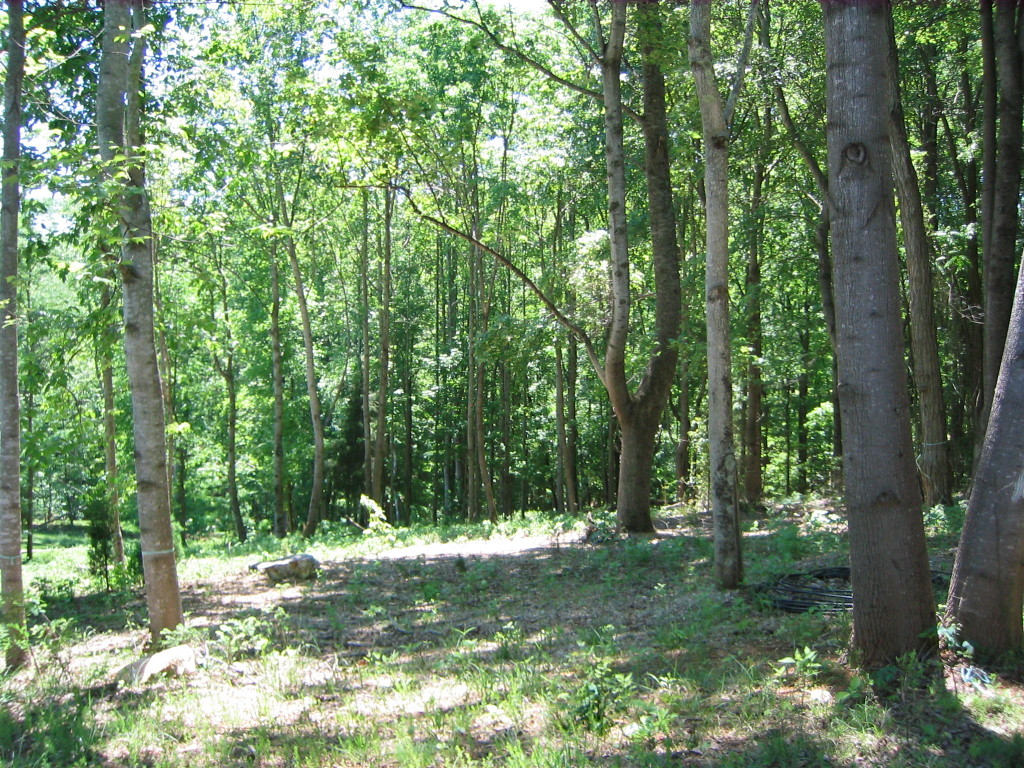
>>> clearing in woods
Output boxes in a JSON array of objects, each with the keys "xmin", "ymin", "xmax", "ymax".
[{"xmin": 4, "ymin": 504, "xmax": 1024, "ymax": 767}]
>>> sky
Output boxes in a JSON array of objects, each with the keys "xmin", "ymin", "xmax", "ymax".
[{"xmin": 484, "ymin": 0, "xmax": 552, "ymax": 16}]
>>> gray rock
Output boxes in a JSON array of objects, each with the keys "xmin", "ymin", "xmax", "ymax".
[
  {"xmin": 249, "ymin": 553, "xmax": 319, "ymax": 583},
  {"xmin": 115, "ymin": 644, "xmax": 198, "ymax": 685}
]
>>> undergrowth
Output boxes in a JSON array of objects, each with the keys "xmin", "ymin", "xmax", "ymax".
[{"xmin": 2, "ymin": 501, "xmax": 1022, "ymax": 767}]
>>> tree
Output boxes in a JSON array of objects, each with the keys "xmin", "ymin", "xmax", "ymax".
[
  {"xmin": 886, "ymin": 8, "xmax": 951, "ymax": 507},
  {"xmin": 980, "ymin": 0, "xmax": 1023, "ymax": 441},
  {"xmin": 946, "ymin": 256, "xmax": 1024, "ymax": 657},
  {"xmin": 97, "ymin": 0, "xmax": 183, "ymax": 643},
  {"xmin": 405, "ymin": 0, "xmax": 682, "ymax": 531},
  {"xmin": 821, "ymin": 0, "xmax": 936, "ymax": 667},
  {"xmin": 689, "ymin": 0, "xmax": 754, "ymax": 588},
  {"xmin": 1, "ymin": 0, "xmax": 27, "ymax": 669}
]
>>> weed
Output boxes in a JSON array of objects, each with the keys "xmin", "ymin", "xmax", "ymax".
[
  {"xmin": 559, "ymin": 658, "xmax": 637, "ymax": 733},
  {"xmin": 213, "ymin": 609, "xmax": 285, "ymax": 662},
  {"xmin": 774, "ymin": 525, "xmax": 807, "ymax": 561},
  {"xmin": 418, "ymin": 578, "xmax": 443, "ymax": 602},
  {"xmin": 29, "ymin": 575, "xmax": 77, "ymax": 607},
  {"xmin": 159, "ymin": 616, "xmax": 205, "ymax": 646},
  {"xmin": 619, "ymin": 539, "xmax": 654, "ymax": 568},
  {"xmin": 493, "ymin": 621, "xmax": 524, "ymax": 661},
  {"xmin": 938, "ymin": 620, "xmax": 975, "ymax": 661},
  {"xmin": 775, "ymin": 646, "xmax": 823, "ymax": 682}
]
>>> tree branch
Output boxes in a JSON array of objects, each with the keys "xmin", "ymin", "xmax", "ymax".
[
  {"xmin": 724, "ymin": 0, "xmax": 758, "ymax": 129},
  {"xmin": 397, "ymin": 184, "xmax": 606, "ymax": 387}
]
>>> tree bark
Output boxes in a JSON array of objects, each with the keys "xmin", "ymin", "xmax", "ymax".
[
  {"xmin": 403, "ymin": 1, "xmax": 680, "ymax": 529},
  {"xmin": 942, "ymin": 49, "xmax": 984, "ymax": 483},
  {"xmin": 690, "ymin": 0, "xmax": 742, "ymax": 587},
  {"xmin": 886, "ymin": 10, "xmax": 951, "ymax": 508},
  {"xmin": 1, "ymin": 0, "xmax": 27, "ymax": 669},
  {"xmin": 101, "ymin": 342, "xmax": 125, "ymax": 564},
  {"xmin": 555, "ymin": 341, "xmax": 577, "ymax": 516},
  {"xmin": 360, "ymin": 194, "xmax": 373, "ymax": 522},
  {"xmin": 822, "ymin": 0, "xmax": 936, "ymax": 667},
  {"xmin": 947, "ymin": 261, "xmax": 1024, "ymax": 657},
  {"xmin": 98, "ymin": 0, "xmax": 183, "ymax": 644}
]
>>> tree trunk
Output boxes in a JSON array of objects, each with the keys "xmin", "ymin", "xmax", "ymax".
[
  {"xmin": 290, "ymin": 234, "xmax": 326, "ymax": 538},
  {"xmin": 270, "ymin": 254, "xmax": 287, "ymax": 537},
  {"xmin": 225, "ymin": 360, "xmax": 245, "ymax": 541},
  {"xmin": 742, "ymin": 111, "xmax": 768, "ymax": 506},
  {"xmin": 942, "ymin": 51, "xmax": 984, "ymax": 484},
  {"xmin": 0, "ymin": 0, "xmax": 27, "ymax": 669},
  {"xmin": 675, "ymin": 356, "xmax": 692, "ymax": 501},
  {"xmin": 605, "ymin": 2, "xmax": 682, "ymax": 534},
  {"xmin": 886, "ymin": 12, "xmax": 951, "ymax": 508},
  {"xmin": 360, "ymin": 194, "xmax": 373, "ymax": 520},
  {"xmin": 947, "ymin": 262, "xmax": 1024, "ymax": 657},
  {"xmin": 98, "ymin": 0, "xmax": 182, "ymax": 644},
  {"xmin": 101, "ymin": 349, "xmax": 125, "ymax": 564},
  {"xmin": 822, "ymin": 0, "xmax": 936, "ymax": 667},
  {"xmin": 796, "ymin": 321, "xmax": 811, "ymax": 495},
  {"xmin": 213, "ymin": 252, "xmax": 246, "ymax": 542},
  {"xmin": 690, "ymin": 0, "xmax": 742, "ymax": 587},
  {"xmin": 372, "ymin": 189, "xmax": 392, "ymax": 509},
  {"xmin": 554, "ymin": 341, "xmax": 577, "ymax": 516},
  {"xmin": 981, "ymin": 1, "xmax": 1023, "ymax": 440}
]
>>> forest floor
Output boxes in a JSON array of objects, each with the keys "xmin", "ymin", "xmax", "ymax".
[{"xmin": 4, "ymin": 501, "xmax": 1024, "ymax": 767}]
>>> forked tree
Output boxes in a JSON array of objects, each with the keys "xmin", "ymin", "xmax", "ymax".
[
  {"xmin": 404, "ymin": 0, "xmax": 682, "ymax": 534},
  {"xmin": 821, "ymin": 0, "xmax": 936, "ymax": 667}
]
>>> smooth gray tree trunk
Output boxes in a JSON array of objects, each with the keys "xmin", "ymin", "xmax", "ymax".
[
  {"xmin": 98, "ymin": 0, "xmax": 183, "ymax": 644},
  {"xmin": 1, "ymin": 0, "xmax": 27, "ymax": 668},
  {"xmin": 270, "ymin": 254, "xmax": 287, "ymax": 536},
  {"xmin": 690, "ymin": 0, "xmax": 744, "ymax": 588}
]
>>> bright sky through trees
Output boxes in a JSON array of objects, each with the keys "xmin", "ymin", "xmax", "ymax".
[{"xmin": 485, "ymin": 0, "xmax": 549, "ymax": 16}]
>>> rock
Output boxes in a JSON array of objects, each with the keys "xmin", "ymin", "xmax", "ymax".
[
  {"xmin": 249, "ymin": 553, "xmax": 319, "ymax": 583},
  {"xmin": 116, "ymin": 644, "xmax": 197, "ymax": 685}
]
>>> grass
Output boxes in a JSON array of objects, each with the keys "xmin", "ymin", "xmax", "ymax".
[{"xmin": 2, "ymin": 502, "xmax": 1022, "ymax": 767}]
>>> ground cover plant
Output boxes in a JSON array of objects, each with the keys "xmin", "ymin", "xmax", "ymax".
[{"xmin": 3, "ymin": 502, "xmax": 1023, "ymax": 767}]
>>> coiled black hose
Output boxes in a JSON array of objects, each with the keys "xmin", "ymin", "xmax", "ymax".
[{"xmin": 754, "ymin": 567, "xmax": 949, "ymax": 614}]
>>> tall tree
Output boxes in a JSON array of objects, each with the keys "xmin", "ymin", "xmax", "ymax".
[
  {"xmin": 270, "ymin": 252, "xmax": 288, "ymax": 536},
  {"xmin": 980, "ymin": 0, "xmax": 1023, "ymax": 439},
  {"xmin": 97, "ymin": 0, "xmax": 183, "ymax": 643},
  {"xmin": 822, "ymin": 0, "xmax": 936, "ymax": 667},
  {"xmin": 689, "ymin": 0, "xmax": 754, "ymax": 588},
  {"xmin": 372, "ymin": 188, "xmax": 393, "ymax": 512},
  {"xmin": 0, "ymin": 0, "xmax": 27, "ymax": 669}
]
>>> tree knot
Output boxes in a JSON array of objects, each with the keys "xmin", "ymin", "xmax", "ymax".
[{"xmin": 843, "ymin": 143, "xmax": 867, "ymax": 165}]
